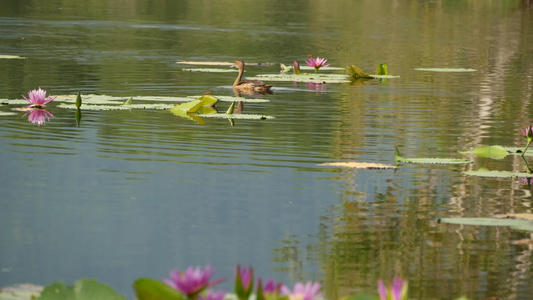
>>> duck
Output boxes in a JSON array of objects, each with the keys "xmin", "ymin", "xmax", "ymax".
[{"xmin": 233, "ymin": 60, "xmax": 273, "ymax": 94}]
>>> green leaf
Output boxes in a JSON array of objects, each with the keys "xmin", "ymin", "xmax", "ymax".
[
  {"xmin": 36, "ymin": 279, "xmax": 124, "ymax": 300},
  {"xmin": 123, "ymin": 97, "xmax": 133, "ymax": 105},
  {"xmin": 347, "ymin": 65, "xmax": 371, "ymax": 78},
  {"xmin": 75, "ymin": 109, "xmax": 81, "ymax": 127},
  {"xmin": 246, "ymin": 73, "xmax": 351, "ymax": 84},
  {"xmin": 377, "ymin": 64, "xmax": 388, "ymax": 76},
  {"xmin": 440, "ymin": 217, "xmax": 533, "ymax": 232},
  {"xmin": 198, "ymin": 113, "xmax": 275, "ymax": 120},
  {"xmin": 0, "ymin": 55, "xmax": 25, "ymax": 59},
  {"xmin": 75, "ymin": 91, "xmax": 82, "ymax": 109},
  {"xmin": 170, "ymin": 99, "xmax": 204, "ymax": 114},
  {"xmin": 181, "ymin": 68, "xmax": 238, "ymax": 73},
  {"xmin": 463, "ymin": 168, "xmax": 533, "ymax": 178},
  {"xmin": 470, "ymin": 145, "xmax": 508, "ymax": 159},
  {"xmin": 133, "ymin": 278, "xmax": 187, "ymax": 300},
  {"xmin": 0, "ymin": 284, "xmax": 42, "ymax": 300},
  {"xmin": 226, "ymin": 101, "xmax": 235, "ymax": 114},
  {"xmin": 395, "ymin": 146, "xmax": 473, "ymax": 164},
  {"xmin": 196, "ymin": 95, "xmax": 218, "ymax": 107},
  {"xmin": 58, "ymin": 103, "xmax": 173, "ymax": 110}
]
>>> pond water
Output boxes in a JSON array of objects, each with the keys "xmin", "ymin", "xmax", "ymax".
[{"xmin": 1, "ymin": 1, "xmax": 533, "ymax": 299}]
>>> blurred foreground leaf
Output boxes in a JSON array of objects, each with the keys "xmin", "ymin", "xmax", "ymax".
[
  {"xmin": 36, "ymin": 279, "xmax": 124, "ymax": 300},
  {"xmin": 133, "ymin": 279, "xmax": 186, "ymax": 300}
]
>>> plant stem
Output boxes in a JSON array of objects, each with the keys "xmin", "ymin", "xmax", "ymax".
[{"xmin": 522, "ymin": 140, "xmax": 532, "ymax": 157}]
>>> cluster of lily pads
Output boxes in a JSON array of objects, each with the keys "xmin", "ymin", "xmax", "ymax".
[{"xmin": 2, "ymin": 264, "xmax": 471, "ymax": 300}]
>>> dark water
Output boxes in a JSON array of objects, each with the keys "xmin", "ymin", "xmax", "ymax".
[{"xmin": 1, "ymin": 1, "xmax": 533, "ymax": 299}]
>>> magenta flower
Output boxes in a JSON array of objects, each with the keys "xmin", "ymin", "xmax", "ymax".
[
  {"xmin": 164, "ymin": 265, "xmax": 226, "ymax": 299},
  {"xmin": 519, "ymin": 177, "xmax": 533, "ymax": 185},
  {"xmin": 281, "ymin": 281, "xmax": 323, "ymax": 300},
  {"xmin": 377, "ymin": 278, "xmax": 408, "ymax": 300},
  {"xmin": 262, "ymin": 278, "xmax": 281, "ymax": 294},
  {"xmin": 22, "ymin": 109, "xmax": 55, "ymax": 127},
  {"xmin": 22, "ymin": 87, "xmax": 57, "ymax": 108},
  {"xmin": 198, "ymin": 290, "xmax": 226, "ymax": 300},
  {"xmin": 234, "ymin": 265, "xmax": 254, "ymax": 300},
  {"xmin": 520, "ymin": 126, "xmax": 533, "ymax": 156},
  {"xmin": 305, "ymin": 57, "xmax": 330, "ymax": 73},
  {"xmin": 293, "ymin": 61, "xmax": 301, "ymax": 74}
]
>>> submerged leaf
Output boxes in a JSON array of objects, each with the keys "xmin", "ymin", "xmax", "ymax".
[
  {"xmin": 319, "ymin": 162, "xmax": 397, "ymax": 169},
  {"xmin": 463, "ymin": 168, "xmax": 533, "ymax": 178},
  {"xmin": 440, "ymin": 217, "xmax": 533, "ymax": 232}
]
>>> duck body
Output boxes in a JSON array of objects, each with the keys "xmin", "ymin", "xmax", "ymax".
[{"xmin": 233, "ymin": 60, "xmax": 273, "ymax": 94}]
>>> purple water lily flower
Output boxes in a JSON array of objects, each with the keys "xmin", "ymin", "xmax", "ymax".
[
  {"xmin": 519, "ymin": 177, "xmax": 533, "ymax": 185},
  {"xmin": 377, "ymin": 278, "xmax": 408, "ymax": 300},
  {"xmin": 281, "ymin": 281, "xmax": 323, "ymax": 300},
  {"xmin": 22, "ymin": 87, "xmax": 56, "ymax": 108},
  {"xmin": 22, "ymin": 109, "xmax": 55, "ymax": 127},
  {"xmin": 234, "ymin": 265, "xmax": 254, "ymax": 300},
  {"xmin": 262, "ymin": 278, "xmax": 281, "ymax": 294},
  {"xmin": 164, "ymin": 265, "xmax": 226, "ymax": 298},
  {"xmin": 305, "ymin": 57, "xmax": 330, "ymax": 73},
  {"xmin": 198, "ymin": 290, "xmax": 226, "ymax": 300},
  {"xmin": 520, "ymin": 125, "xmax": 533, "ymax": 156}
]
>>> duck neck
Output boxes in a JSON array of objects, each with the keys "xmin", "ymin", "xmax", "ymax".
[{"xmin": 234, "ymin": 65, "xmax": 244, "ymax": 87}]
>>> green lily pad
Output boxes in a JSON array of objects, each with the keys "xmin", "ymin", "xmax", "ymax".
[
  {"xmin": 347, "ymin": 64, "xmax": 400, "ymax": 79},
  {"xmin": 246, "ymin": 73, "xmax": 351, "ymax": 84},
  {"xmin": 470, "ymin": 145, "xmax": 509, "ymax": 159},
  {"xmin": 414, "ymin": 68, "xmax": 477, "ymax": 72},
  {"xmin": 58, "ymin": 103, "xmax": 173, "ymax": 110},
  {"xmin": 395, "ymin": 147, "xmax": 473, "ymax": 164},
  {"xmin": 191, "ymin": 96, "xmax": 269, "ymax": 103},
  {"xmin": 170, "ymin": 99, "xmax": 204, "ymax": 114},
  {"xmin": 35, "ymin": 279, "xmax": 124, "ymax": 300},
  {"xmin": 440, "ymin": 217, "xmax": 533, "ymax": 232},
  {"xmin": 197, "ymin": 113, "xmax": 275, "ymax": 120},
  {"xmin": 0, "ymin": 111, "xmax": 17, "ymax": 116},
  {"xmin": 181, "ymin": 68, "xmax": 238, "ymax": 73},
  {"xmin": 462, "ymin": 168, "xmax": 533, "ymax": 178},
  {"xmin": 133, "ymin": 279, "xmax": 186, "ymax": 300},
  {"xmin": 0, "ymin": 55, "xmax": 25, "ymax": 59}
]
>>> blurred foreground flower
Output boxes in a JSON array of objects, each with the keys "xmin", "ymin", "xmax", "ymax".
[
  {"xmin": 520, "ymin": 125, "xmax": 533, "ymax": 156},
  {"xmin": 281, "ymin": 281, "xmax": 323, "ymax": 300},
  {"xmin": 377, "ymin": 278, "xmax": 408, "ymax": 300},
  {"xmin": 22, "ymin": 87, "xmax": 56, "ymax": 108},
  {"xmin": 164, "ymin": 265, "xmax": 226, "ymax": 299},
  {"xmin": 22, "ymin": 108, "xmax": 55, "ymax": 127},
  {"xmin": 305, "ymin": 57, "xmax": 330, "ymax": 73},
  {"xmin": 198, "ymin": 290, "xmax": 226, "ymax": 300},
  {"xmin": 234, "ymin": 265, "xmax": 254, "ymax": 300}
]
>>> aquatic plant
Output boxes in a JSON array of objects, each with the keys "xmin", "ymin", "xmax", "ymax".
[
  {"xmin": 22, "ymin": 87, "xmax": 56, "ymax": 108},
  {"xmin": 163, "ymin": 265, "xmax": 226, "ymax": 299},
  {"xmin": 198, "ymin": 290, "xmax": 226, "ymax": 300},
  {"xmin": 22, "ymin": 108, "xmax": 55, "ymax": 127},
  {"xmin": 305, "ymin": 57, "xmax": 330, "ymax": 73},
  {"xmin": 281, "ymin": 282, "xmax": 323, "ymax": 300},
  {"xmin": 377, "ymin": 278, "xmax": 407, "ymax": 300},
  {"xmin": 293, "ymin": 61, "xmax": 301, "ymax": 74},
  {"xmin": 520, "ymin": 125, "xmax": 533, "ymax": 156},
  {"xmin": 234, "ymin": 265, "xmax": 254, "ymax": 300}
]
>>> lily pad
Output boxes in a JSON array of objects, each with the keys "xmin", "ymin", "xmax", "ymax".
[
  {"xmin": 197, "ymin": 113, "xmax": 275, "ymax": 120},
  {"xmin": 58, "ymin": 103, "xmax": 173, "ymax": 110},
  {"xmin": 0, "ymin": 284, "xmax": 42, "ymax": 300},
  {"xmin": 440, "ymin": 217, "xmax": 533, "ymax": 232},
  {"xmin": 414, "ymin": 68, "xmax": 477, "ymax": 72},
  {"xmin": 177, "ymin": 61, "xmax": 274, "ymax": 66},
  {"xmin": 470, "ymin": 145, "xmax": 509, "ymax": 159},
  {"xmin": 462, "ymin": 168, "xmax": 533, "ymax": 178},
  {"xmin": 395, "ymin": 147, "xmax": 473, "ymax": 164},
  {"xmin": 0, "ymin": 111, "xmax": 17, "ymax": 116},
  {"xmin": 246, "ymin": 73, "xmax": 351, "ymax": 84},
  {"xmin": 319, "ymin": 162, "xmax": 397, "ymax": 169},
  {"xmin": 181, "ymin": 68, "xmax": 238, "ymax": 73},
  {"xmin": 35, "ymin": 279, "xmax": 124, "ymax": 300},
  {"xmin": 346, "ymin": 64, "xmax": 400, "ymax": 79},
  {"xmin": 0, "ymin": 55, "xmax": 25, "ymax": 59}
]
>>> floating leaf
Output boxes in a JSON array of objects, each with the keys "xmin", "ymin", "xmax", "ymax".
[
  {"xmin": 133, "ymin": 278, "xmax": 187, "ymax": 300},
  {"xmin": 494, "ymin": 213, "xmax": 533, "ymax": 221},
  {"xmin": 440, "ymin": 217, "xmax": 533, "ymax": 232},
  {"xmin": 414, "ymin": 68, "xmax": 477, "ymax": 72},
  {"xmin": 181, "ymin": 68, "xmax": 238, "ymax": 73},
  {"xmin": 197, "ymin": 113, "xmax": 275, "ymax": 120},
  {"xmin": 0, "ymin": 55, "xmax": 25, "ymax": 59},
  {"xmin": 36, "ymin": 279, "xmax": 124, "ymax": 300},
  {"xmin": 0, "ymin": 111, "xmax": 17, "ymax": 116},
  {"xmin": 246, "ymin": 74, "xmax": 350, "ymax": 84},
  {"xmin": 395, "ymin": 146, "xmax": 473, "ymax": 164},
  {"xmin": 462, "ymin": 168, "xmax": 533, "ymax": 178},
  {"xmin": 319, "ymin": 162, "xmax": 397, "ymax": 169},
  {"xmin": 196, "ymin": 95, "xmax": 218, "ymax": 107},
  {"xmin": 171, "ymin": 99, "xmax": 204, "ymax": 114},
  {"xmin": 58, "ymin": 103, "xmax": 173, "ymax": 110},
  {"xmin": 123, "ymin": 96, "xmax": 133, "ymax": 105},
  {"xmin": 177, "ymin": 61, "xmax": 273, "ymax": 66},
  {"xmin": 471, "ymin": 145, "xmax": 508, "ymax": 159}
]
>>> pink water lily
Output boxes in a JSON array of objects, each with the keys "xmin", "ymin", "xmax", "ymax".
[
  {"xmin": 164, "ymin": 265, "xmax": 226, "ymax": 298},
  {"xmin": 261, "ymin": 278, "xmax": 282, "ymax": 294},
  {"xmin": 377, "ymin": 278, "xmax": 408, "ymax": 300},
  {"xmin": 281, "ymin": 281, "xmax": 323, "ymax": 300},
  {"xmin": 293, "ymin": 61, "xmax": 301, "ymax": 74},
  {"xmin": 520, "ymin": 125, "xmax": 533, "ymax": 156},
  {"xmin": 22, "ymin": 87, "xmax": 56, "ymax": 107},
  {"xmin": 305, "ymin": 57, "xmax": 330, "ymax": 73},
  {"xmin": 22, "ymin": 109, "xmax": 55, "ymax": 127},
  {"xmin": 198, "ymin": 290, "xmax": 226, "ymax": 300},
  {"xmin": 234, "ymin": 265, "xmax": 254, "ymax": 300}
]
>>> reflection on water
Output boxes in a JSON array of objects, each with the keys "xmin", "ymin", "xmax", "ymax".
[{"xmin": 0, "ymin": 0, "xmax": 532, "ymax": 299}]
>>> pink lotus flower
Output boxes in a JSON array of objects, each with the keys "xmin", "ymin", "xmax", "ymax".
[
  {"xmin": 234, "ymin": 265, "xmax": 254, "ymax": 300},
  {"xmin": 305, "ymin": 57, "xmax": 330, "ymax": 73},
  {"xmin": 198, "ymin": 290, "xmax": 226, "ymax": 300},
  {"xmin": 377, "ymin": 278, "xmax": 408, "ymax": 300},
  {"xmin": 164, "ymin": 265, "xmax": 226, "ymax": 298},
  {"xmin": 520, "ymin": 126, "xmax": 533, "ymax": 156},
  {"xmin": 22, "ymin": 87, "xmax": 56, "ymax": 107},
  {"xmin": 281, "ymin": 281, "xmax": 323, "ymax": 300},
  {"xmin": 22, "ymin": 109, "xmax": 55, "ymax": 127},
  {"xmin": 261, "ymin": 278, "xmax": 282, "ymax": 294}
]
